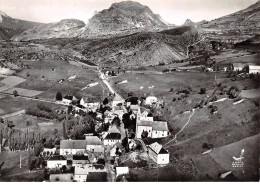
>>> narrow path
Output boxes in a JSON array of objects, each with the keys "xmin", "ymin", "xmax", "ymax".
[{"xmin": 164, "ymin": 108, "xmax": 195, "ymax": 147}]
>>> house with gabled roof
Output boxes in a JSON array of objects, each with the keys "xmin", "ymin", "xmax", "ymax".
[
  {"xmin": 136, "ymin": 120, "xmax": 169, "ymax": 139},
  {"xmin": 148, "ymin": 142, "xmax": 169, "ymax": 164},
  {"xmin": 85, "ymin": 136, "xmax": 104, "ymax": 153},
  {"xmin": 74, "ymin": 164, "xmax": 107, "ymax": 182},
  {"xmin": 103, "ymin": 133, "xmax": 121, "ymax": 146},
  {"xmin": 125, "ymin": 96, "xmax": 141, "ymax": 107},
  {"xmin": 137, "ymin": 107, "xmax": 153, "ymax": 121},
  {"xmin": 112, "ymin": 96, "xmax": 124, "ymax": 108},
  {"xmin": 60, "ymin": 140, "xmax": 86, "ymax": 155},
  {"xmin": 47, "ymin": 155, "xmax": 67, "ymax": 168},
  {"xmin": 72, "ymin": 155, "xmax": 89, "ymax": 166},
  {"xmin": 62, "ymin": 95, "xmax": 77, "ymax": 105}
]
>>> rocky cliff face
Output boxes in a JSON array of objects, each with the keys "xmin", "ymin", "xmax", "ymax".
[
  {"xmin": 200, "ymin": 0, "xmax": 260, "ymax": 43},
  {"xmin": 82, "ymin": 1, "xmax": 168, "ymax": 38},
  {"xmin": 0, "ymin": 10, "xmax": 43, "ymax": 40},
  {"xmin": 12, "ymin": 19, "xmax": 86, "ymax": 41}
]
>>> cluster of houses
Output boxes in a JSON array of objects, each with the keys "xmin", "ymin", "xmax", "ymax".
[
  {"xmin": 205, "ymin": 63, "xmax": 260, "ymax": 74},
  {"xmin": 47, "ymin": 93, "xmax": 170, "ymax": 181}
]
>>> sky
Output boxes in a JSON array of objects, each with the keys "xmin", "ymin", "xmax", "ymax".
[{"xmin": 0, "ymin": 0, "xmax": 258, "ymax": 25}]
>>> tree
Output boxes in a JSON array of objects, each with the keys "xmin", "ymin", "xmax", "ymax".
[
  {"xmin": 34, "ymin": 142, "xmax": 44, "ymax": 156},
  {"xmin": 56, "ymin": 91, "xmax": 63, "ymax": 101},
  {"xmin": 103, "ymin": 97, "xmax": 109, "ymax": 105},
  {"xmin": 13, "ymin": 90, "xmax": 18, "ymax": 97},
  {"xmin": 141, "ymin": 131, "xmax": 148, "ymax": 139},
  {"xmin": 228, "ymin": 86, "xmax": 240, "ymax": 99},
  {"xmin": 200, "ymin": 88, "xmax": 206, "ymax": 94},
  {"xmin": 115, "ymin": 147, "xmax": 121, "ymax": 156},
  {"xmin": 97, "ymin": 158, "xmax": 105, "ymax": 165},
  {"xmin": 61, "ymin": 165, "xmax": 67, "ymax": 173},
  {"xmin": 122, "ymin": 137, "xmax": 129, "ymax": 152},
  {"xmin": 112, "ymin": 117, "xmax": 121, "ymax": 127},
  {"xmin": 122, "ymin": 113, "xmax": 131, "ymax": 129}
]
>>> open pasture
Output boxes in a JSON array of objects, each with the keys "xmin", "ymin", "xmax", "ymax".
[
  {"xmin": 3, "ymin": 87, "xmax": 43, "ymax": 97},
  {"xmin": 110, "ymin": 71, "xmax": 226, "ymax": 98},
  {"xmin": 0, "ymin": 76, "xmax": 26, "ymax": 92}
]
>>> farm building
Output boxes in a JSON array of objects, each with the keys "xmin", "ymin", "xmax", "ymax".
[
  {"xmin": 62, "ymin": 95, "xmax": 77, "ymax": 105},
  {"xmin": 49, "ymin": 173, "xmax": 74, "ymax": 182},
  {"xmin": 74, "ymin": 164, "xmax": 107, "ymax": 182},
  {"xmin": 112, "ymin": 96, "xmax": 124, "ymax": 108},
  {"xmin": 249, "ymin": 65, "xmax": 260, "ymax": 74},
  {"xmin": 103, "ymin": 133, "xmax": 121, "ymax": 146},
  {"xmin": 136, "ymin": 120, "xmax": 169, "ymax": 139},
  {"xmin": 85, "ymin": 136, "xmax": 104, "ymax": 153},
  {"xmin": 125, "ymin": 96, "xmax": 141, "ymax": 107},
  {"xmin": 233, "ymin": 63, "xmax": 246, "ymax": 72},
  {"xmin": 130, "ymin": 104, "xmax": 140, "ymax": 114},
  {"xmin": 60, "ymin": 140, "xmax": 87, "ymax": 155},
  {"xmin": 109, "ymin": 142, "xmax": 123, "ymax": 157},
  {"xmin": 145, "ymin": 95, "xmax": 158, "ymax": 105},
  {"xmin": 72, "ymin": 155, "xmax": 89, "ymax": 166},
  {"xmin": 80, "ymin": 98, "xmax": 100, "ymax": 112},
  {"xmin": 148, "ymin": 142, "xmax": 169, "ymax": 165},
  {"xmin": 116, "ymin": 167, "xmax": 129, "ymax": 177},
  {"xmin": 47, "ymin": 155, "xmax": 67, "ymax": 168},
  {"xmin": 137, "ymin": 108, "xmax": 153, "ymax": 121}
]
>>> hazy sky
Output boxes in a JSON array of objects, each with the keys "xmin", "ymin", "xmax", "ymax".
[{"xmin": 0, "ymin": 0, "xmax": 258, "ymax": 25}]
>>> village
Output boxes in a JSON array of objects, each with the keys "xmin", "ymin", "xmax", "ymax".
[{"xmin": 0, "ymin": 67, "xmax": 171, "ymax": 182}]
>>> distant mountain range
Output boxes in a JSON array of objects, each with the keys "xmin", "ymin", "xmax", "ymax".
[
  {"xmin": 1, "ymin": 0, "xmax": 259, "ymax": 43},
  {"xmin": 11, "ymin": 1, "xmax": 170, "ymax": 41}
]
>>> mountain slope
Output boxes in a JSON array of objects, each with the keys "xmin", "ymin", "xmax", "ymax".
[
  {"xmin": 72, "ymin": 26, "xmax": 199, "ymax": 68},
  {"xmin": 200, "ymin": 0, "xmax": 260, "ymax": 42},
  {"xmin": 12, "ymin": 19, "xmax": 86, "ymax": 41},
  {"xmin": 0, "ymin": 10, "xmax": 43, "ymax": 40}
]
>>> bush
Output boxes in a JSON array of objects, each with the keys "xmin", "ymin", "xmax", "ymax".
[
  {"xmin": 202, "ymin": 143, "xmax": 213, "ymax": 150},
  {"xmin": 13, "ymin": 90, "xmax": 18, "ymax": 97},
  {"xmin": 200, "ymin": 88, "xmax": 206, "ymax": 94}
]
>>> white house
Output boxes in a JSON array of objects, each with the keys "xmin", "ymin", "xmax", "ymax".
[
  {"xmin": 249, "ymin": 65, "xmax": 260, "ymax": 74},
  {"xmin": 85, "ymin": 136, "xmax": 104, "ymax": 153},
  {"xmin": 60, "ymin": 140, "xmax": 87, "ymax": 155},
  {"xmin": 130, "ymin": 105, "xmax": 140, "ymax": 115},
  {"xmin": 42, "ymin": 147, "xmax": 57, "ymax": 155},
  {"xmin": 112, "ymin": 96, "xmax": 124, "ymax": 108},
  {"xmin": 47, "ymin": 155, "xmax": 67, "ymax": 168},
  {"xmin": 62, "ymin": 95, "xmax": 77, "ymax": 105},
  {"xmin": 80, "ymin": 98, "xmax": 100, "ymax": 112},
  {"xmin": 145, "ymin": 96, "xmax": 158, "ymax": 105},
  {"xmin": 233, "ymin": 63, "xmax": 246, "ymax": 72},
  {"xmin": 148, "ymin": 142, "xmax": 169, "ymax": 165},
  {"xmin": 115, "ymin": 167, "xmax": 129, "ymax": 177},
  {"xmin": 74, "ymin": 164, "xmax": 107, "ymax": 182},
  {"xmin": 103, "ymin": 133, "xmax": 121, "ymax": 146},
  {"xmin": 137, "ymin": 108, "xmax": 153, "ymax": 121},
  {"xmin": 136, "ymin": 120, "xmax": 169, "ymax": 139}
]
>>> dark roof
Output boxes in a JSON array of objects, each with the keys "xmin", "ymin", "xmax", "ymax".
[
  {"xmin": 48, "ymin": 155, "xmax": 67, "ymax": 161},
  {"xmin": 125, "ymin": 97, "xmax": 139, "ymax": 105},
  {"xmin": 60, "ymin": 140, "xmax": 86, "ymax": 149},
  {"xmin": 76, "ymin": 104, "xmax": 85, "ymax": 109},
  {"xmin": 72, "ymin": 155, "xmax": 89, "ymax": 160},
  {"xmin": 159, "ymin": 147, "xmax": 168, "ymax": 154},
  {"xmin": 104, "ymin": 133, "xmax": 121, "ymax": 140},
  {"xmin": 63, "ymin": 95, "xmax": 73, "ymax": 100},
  {"xmin": 87, "ymin": 172, "xmax": 107, "ymax": 182}
]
